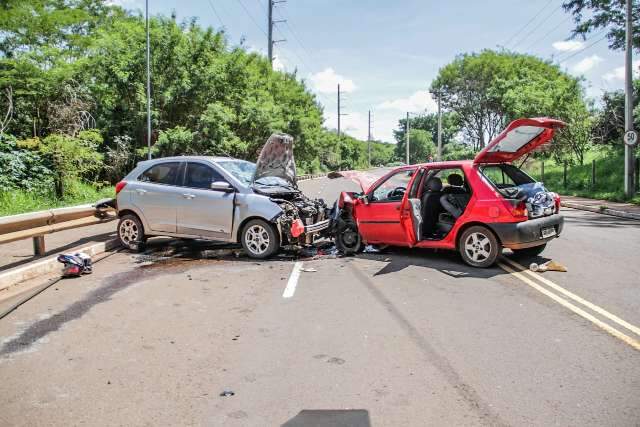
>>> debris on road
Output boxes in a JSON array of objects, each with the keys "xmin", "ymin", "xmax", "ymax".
[
  {"xmin": 530, "ymin": 260, "xmax": 567, "ymax": 273},
  {"xmin": 57, "ymin": 252, "xmax": 92, "ymax": 277},
  {"xmin": 301, "ymin": 267, "xmax": 317, "ymax": 273},
  {"xmin": 219, "ymin": 390, "xmax": 235, "ymax": 397}
]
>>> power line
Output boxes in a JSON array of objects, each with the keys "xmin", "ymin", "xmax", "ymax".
[
  {"xmin": 556, "ymin": 32, "xmax": 607, "ymax": 63},
  {"xmin": 206, "ymin": 0, "xmax": 226, "ymax": 30},
  {"xmin": 523, "ymin": 14, "xmax": 571, "ymax": 52},
  {"xmin": 503, "ymin": 0, "xmax": 555, "ymax": 48},
  {"xmin": 512, "ymin": 4, "xmax": 563, "ymax": 49},
  {"xmin": 238, "ymin": 0, "xmax": 268, "ymax": 36}
]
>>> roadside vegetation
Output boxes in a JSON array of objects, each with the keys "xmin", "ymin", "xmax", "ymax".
[{"xmin": 0, "ymin": 0, "xmax": 395, "ymax": 216}]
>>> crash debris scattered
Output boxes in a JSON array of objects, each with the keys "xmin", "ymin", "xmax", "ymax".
[
  {"xmin": 529, "ymin": 260, "xmax": 567, "ymax": 273},
  {"xmin": 57, "ymin": 253, "xmax": 93, "ymax": 277}
]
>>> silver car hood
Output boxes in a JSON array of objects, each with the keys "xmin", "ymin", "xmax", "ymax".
[{"xmin": 252, "ymin": 133, "xmax": 297, "ymax": 187}]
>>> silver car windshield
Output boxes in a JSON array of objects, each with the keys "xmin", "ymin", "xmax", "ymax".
[{"xmin": 218, "ymin": 160, "xmax": 256, "ymax": 185}]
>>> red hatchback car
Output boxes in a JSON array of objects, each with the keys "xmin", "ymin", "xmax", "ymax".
[{"xmin": 332, "ymin": 118, "xmax": 566, "ymax": 267}]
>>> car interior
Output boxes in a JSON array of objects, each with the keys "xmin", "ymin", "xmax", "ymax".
[{"xmin": 406, "ymin": 168, "xmax": 472, "ymax": 241}]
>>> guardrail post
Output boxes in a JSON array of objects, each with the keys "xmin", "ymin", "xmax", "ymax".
[
  {"xmin": 591, "ymin": 159, "xmax": 596, "ymax": 189},
  {"xmin": 32, "ymin": 236, "xmax": 45, "ymax": 256},
  {"xmin": 563, "ymin": 163, "xmax": 567, "ymax": 189}
]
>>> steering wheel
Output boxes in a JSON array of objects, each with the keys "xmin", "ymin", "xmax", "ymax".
[{"xmin": 388, "ymin": 186, "xmax": 406, "ymax": 200}]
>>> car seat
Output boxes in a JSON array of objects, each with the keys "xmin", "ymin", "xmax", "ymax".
[{"xmin": 421, "ymin": 177, "xmax": 443, "ymax": 238}]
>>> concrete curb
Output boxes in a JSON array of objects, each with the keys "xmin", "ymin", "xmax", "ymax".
[
  {"xmin": 561, "ymin": 201, "xmax": 640, "ymax": 221},
  {"xmin": 0, "ymin": 239, "xmax": 121, "ymax": 293}
]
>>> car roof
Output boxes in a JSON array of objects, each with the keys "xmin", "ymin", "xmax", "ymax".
[{"xmin": 137, "ymin": 155, "xmax": 240, "ymax": 165}]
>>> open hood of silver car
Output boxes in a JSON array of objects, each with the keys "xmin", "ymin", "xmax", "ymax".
[{"xmin": 252, "ymin": 133, "xmax": 297, "ymax": 188}]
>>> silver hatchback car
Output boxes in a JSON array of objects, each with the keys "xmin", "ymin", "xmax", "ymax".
[{"xmin": 115, "ymin": 134, "xmax": 331, "ymax": 258}]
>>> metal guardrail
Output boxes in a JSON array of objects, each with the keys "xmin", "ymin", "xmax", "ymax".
[{"xmin": 0, "ymin": 202, "xmax": 117, "ymax": 255}]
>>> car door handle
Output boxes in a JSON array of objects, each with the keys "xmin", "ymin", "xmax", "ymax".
[
  {"xmin": 136, "ymin": 189, "xmax": 147, "ymax": 195},
  {"xmin": 182, "ymin": 193, "xmax": 196, "ymax": 199}
]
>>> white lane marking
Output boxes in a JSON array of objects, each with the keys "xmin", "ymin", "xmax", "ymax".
[
  {"xmin": 503, "ymin": 257, "xmax": 640, "ymax": 337},
  {"xmin": 283, "ymin": 261, "xmax": 303, "ymax": 299},
  {"xmin": 498, "ymin": 262, "xmax": 640, "ymax": 351}
]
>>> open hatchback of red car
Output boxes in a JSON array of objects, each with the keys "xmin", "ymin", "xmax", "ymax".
[{"xmin": 473, "ymin": 117, "xmax": 566, "ymax": 164}]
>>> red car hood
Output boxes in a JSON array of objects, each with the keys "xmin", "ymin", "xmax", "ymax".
[
  {"xmin": 474, "ymin": 117, "xmax": 566, "ymax": 164},
  {"xmin": 327, "ymin": 170, "xmax": 382, "ymax": 193}
]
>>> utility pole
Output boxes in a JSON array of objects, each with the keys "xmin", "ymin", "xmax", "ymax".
[
  {"xmin": 367, "ymin": 110, "xmax": 372, "ymax": 168},
  {"xmin": 268, "ymin": 0, "xmax": 287, "ymax": 67},
  {"xmin": 437, "ymin": 92, "xmax": 442, "ymax": 161},
  {"xmin": 145, "ymin": 0, "xmax": 151, "ymax": 160},
  {"xmin": 623, "ymin": 0, "xmax": 636, "ymax": 197},
  {"xmin": 406, "ymin": 111, "xmax": 410, "ymax": 165},
  {"xmin": 337, "ymin": 84, "xmax": 341, "ymax": 138}
]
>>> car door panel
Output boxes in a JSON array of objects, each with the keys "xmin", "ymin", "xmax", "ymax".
[
  {"xmin": 128, "ymin": 162, "xmax": 182, "ymax": 233},
  {"xmin": 177, "ymin": 162, "xmax": 235, "ymax": 239}
]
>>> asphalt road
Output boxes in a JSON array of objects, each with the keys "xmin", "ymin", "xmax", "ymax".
[{"xmin": 1, "ymin": 173, "xmax": 639, "ymax": 426}]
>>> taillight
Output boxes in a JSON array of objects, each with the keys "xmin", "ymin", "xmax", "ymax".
[
  {"xmin": 115, "ymin": 181, "xmax": 127, "ymax": 195},
  {"xmin": 502, "ymin": 199, "xmax": 528, "ymax": 219}
]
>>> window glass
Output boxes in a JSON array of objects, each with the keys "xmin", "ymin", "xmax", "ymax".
[
  {"xmin": 218, "ymin": 160, "xmax": 256, "ymax": 185},
  {"xmin": 371, "ymin": 169, "xmax": 414, "ymax": 202},
  {"xmin": 138, "ymin": 162, "xmax": 180, "ymax": 185},
  {"xmin": 184, "ymin": 162, "xmax": 224, "ymax": 189},
  {"xmin": 480, "ymin": 164, "xmax": 534, "ymax": 189},
  {"xmin": 489, "ymin": 126, "xmax": 544, "ymax": 152}
]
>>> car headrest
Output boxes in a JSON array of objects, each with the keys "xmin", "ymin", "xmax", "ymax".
[
  {"xmin": 447, "ymin": 173, "xmax": 463, "ymax": 187},
  {"xmin": 426, "ymin": 177, "xmax": 442, "ymax": 192}
]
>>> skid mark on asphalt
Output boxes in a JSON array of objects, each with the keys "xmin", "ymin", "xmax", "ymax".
[
  {"xmin": 498, "ymin": 260, "xmax": 640, "ymax": 352},
  {"xmin": 282, "ymin": 261, "xmax": 303, "ymax": 298},
  {"xmin": 347, "ymin": 261, "xmax": 509, "ymax": 427}
]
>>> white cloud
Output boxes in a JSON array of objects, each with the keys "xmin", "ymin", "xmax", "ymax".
[
  {"xmin": 309, "ymin": 68, "xmax": 356, "ymax": 94},
  {"xmin": 603, "ymin": 60, "xmax": 640, "ymax": 82},
  {"xmin": 552, "ymin": 40, "xmax": 584, "ymax": 52},
  {"xmin": 377, "ymin": 91, "xmax": 437, "ymax": 113},
  {"xmin": 571, "ymin": 55, "xmax": 603, "ymax": 74}
]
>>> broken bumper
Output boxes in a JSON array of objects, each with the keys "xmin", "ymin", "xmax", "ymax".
[
  {"xmin": 304, "ymin": 219, "xmax": 331, "ymax": 234},
  {"xmin": 489, "ymin": 214, "xmax": 564, "ymax": 249}
]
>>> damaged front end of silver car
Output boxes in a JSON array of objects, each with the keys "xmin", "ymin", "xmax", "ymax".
[{"xmin": 252, "ymin": 133, "xmax": 332, "ymax": 246}]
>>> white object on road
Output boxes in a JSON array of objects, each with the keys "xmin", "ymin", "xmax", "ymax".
[{"xmin": 283, "ymin": 261, "xmax": 303, "ymax": 298}]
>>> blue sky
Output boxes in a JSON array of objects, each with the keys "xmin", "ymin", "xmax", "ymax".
[{"xmin": 113, "ymin": 0, "xmax": 637, "ymax": 143}]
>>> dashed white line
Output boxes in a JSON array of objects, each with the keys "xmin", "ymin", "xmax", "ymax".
[{"xmin": 282, "ymin": 261, "xmax": 303, "ymax": 299}]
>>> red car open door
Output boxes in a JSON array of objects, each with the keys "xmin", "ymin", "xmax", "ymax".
[
  {"xmin": 356, "ymin": 168, "xmax": 417, "ymax": 245},
  {"xmin": 474, "ymin": 117, "xmax": 565, "ymax": 164}
]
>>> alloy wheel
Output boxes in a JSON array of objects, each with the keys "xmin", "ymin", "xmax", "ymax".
[
  {"xmin": 245, "ymin": 224, "xmax": 270, "ymax": 255},
  {"xmin": 464, "ymin": 232, "xmax": 491, "ymax": 263},
  {"xmin": 119, "ymin": 218, "xmax": 139, "ymax": 245}
]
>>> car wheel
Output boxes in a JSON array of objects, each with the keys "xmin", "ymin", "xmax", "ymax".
[
  {"xmin": 117, "ymin": 214, "xmax": 146, "ymax": 252},
  {"xmin": 459, "ymin": 225, "xmax": 499, "ymax": 268},
  {"xmin": 335, "ymin": 219, "xmax": 363, "ymax": 255},
  {"xmin": 511, "ymin": 243, "xmax": 547, "ymax": 258},
  {"xmin": 241, "ymin": 219, "xmax": 280, "ymax": 259}
]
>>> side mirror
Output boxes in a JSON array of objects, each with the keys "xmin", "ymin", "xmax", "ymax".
[
  {"xmin": 359, "ymin": 194, "xmax": 369, "ymax": 205},
  {"xmin": 210, "ymin": 181, "xmax": 234, "ymax": 192}
]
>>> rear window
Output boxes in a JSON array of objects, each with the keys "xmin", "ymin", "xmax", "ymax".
[
  {"xmin": 138, "ymin": 162, "xmax": 181, "ymax": 185},
  {"xmin": 480, "ymin": 164, "xmax": 534, "ymax": 188}
]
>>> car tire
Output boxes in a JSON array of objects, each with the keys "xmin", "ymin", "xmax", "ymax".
[
  {"xmin": 117, "ymin": 214, "xmax": 146, "ymax": 252},
  {"xmin": 459, "ymin": 225, "xmax": 499, "ymax": 268},
  {"xmin": 511, "ymin": 243, "xmax": 547, "ymax": 258},
  {"xmin": 241, "ymin": 219, "xmax": 280, "ymax": 259},
  {"xmin": 335, "ymin": 219, "xmax": 363, "ymax": 255}
]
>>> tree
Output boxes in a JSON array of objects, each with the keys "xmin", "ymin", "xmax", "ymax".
[
  {"xmin": 553, "ymin": 102, "xmax": 594, "ymax": 165},
  {"xmin": 592, "ymin": 79, "xmax": 640, "ymax": 144},
  {"xmin": 394, "ymin": 129, "xmax": 436, "ymax": 164},
  {"xmin": 431, "ymin": 50, "xmax": 586, "ymax": 151},
  {"xmin": 562, "ymin": 0, "xmax": 640, "ymax": 52}
]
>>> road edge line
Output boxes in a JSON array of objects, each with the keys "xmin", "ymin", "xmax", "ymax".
[
  {"xmin": 503, "ymin": 257, "xmax": 640, "ymax": 337},
  {"xmin": 497, "ymin": 262, "xmax": 640, "ymax": 352}
]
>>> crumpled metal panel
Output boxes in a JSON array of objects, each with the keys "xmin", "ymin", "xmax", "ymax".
[{"xmin": 252, "ymin": 133, "xmax": 297, "ymax": 187}]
